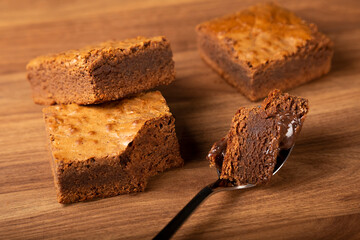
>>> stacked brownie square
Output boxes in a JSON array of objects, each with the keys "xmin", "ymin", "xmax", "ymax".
[{"xmin": 27, "ymin": 36, "xmax": 183, "ymax": 203}]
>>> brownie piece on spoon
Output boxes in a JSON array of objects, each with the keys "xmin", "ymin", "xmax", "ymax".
[{"xmin": 207, "ymin": 89, "xmax": 309, "ymax": 185}]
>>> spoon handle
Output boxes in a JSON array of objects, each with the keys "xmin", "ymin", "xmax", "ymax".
[{"xmin": 153, "ymin": 183, "xmax": 216, "ymax": 240}]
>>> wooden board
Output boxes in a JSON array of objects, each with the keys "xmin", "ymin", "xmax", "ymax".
[{"xmin": 1, "ymin": 0, "xmax": 360, "ymax": 239}]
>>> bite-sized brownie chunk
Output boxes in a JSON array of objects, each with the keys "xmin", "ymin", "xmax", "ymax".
[
  {"xmin": 196, "ymin": 3, "xmax": 333, "ymax": 101},
  {"xmin": 27, "ymin": 36, "xmax": 175, "ymax": 105},
  {"xmin": 207, "ymin": 90, "xmax": 309, "ymax": 185},
  {"xmin": 43, "ymin": 91, "xmax": 183, "ymax": 203}
]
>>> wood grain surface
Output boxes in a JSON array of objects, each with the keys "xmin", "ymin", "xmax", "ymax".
[{"xmin": 1, "ymin": 0, "xmax": 360, "ymax": 239}]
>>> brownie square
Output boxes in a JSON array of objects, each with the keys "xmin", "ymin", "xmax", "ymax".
[
  {"xmin": 43, "ymin": 91, "xmax": 183, "ymax": 203},
  {"xmin": 27, "ymin": 36, "xmax": 175, "ymax": 105},
  {"xmin": 196, "ymin": 3, "xmax": 334, "ymax": 101}
]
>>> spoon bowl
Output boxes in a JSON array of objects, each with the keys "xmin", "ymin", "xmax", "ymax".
[{"xmin": 153, "ymin": 146, "xmax": 294, "ymax": 240}]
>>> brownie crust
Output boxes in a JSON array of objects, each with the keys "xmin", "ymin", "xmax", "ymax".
[
  {"xmin": 196, "ymin": 3, "xmax": 334, "ymax": 101},
  {"xmin": 27, "ymin": 36, "xmax": 175, "ymax": 105}
]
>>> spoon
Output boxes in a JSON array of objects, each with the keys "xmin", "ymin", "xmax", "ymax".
[{"xmin": 153, "ymin": 146, "xmax": 294, "ymax": 240}]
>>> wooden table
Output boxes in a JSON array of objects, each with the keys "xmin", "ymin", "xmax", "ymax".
[{"xmin": 1, "ymin": 0, "xmax": 360, "ymax": 239}]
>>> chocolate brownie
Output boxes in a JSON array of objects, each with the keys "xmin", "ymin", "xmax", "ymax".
[
  {"xmin": 207, "ymin": 90, "xmax": 309, "ymax": 185},
  {"xmin": 196, "ymin": 3, "xmax": 333, "ymax": 101},
  {"xmin": 27, "ymin": 36, "xmax": 175, "ymax": 105},
  {"xmin": 43, "ymin": 91, "xmax": 183, "ymax": 203}
]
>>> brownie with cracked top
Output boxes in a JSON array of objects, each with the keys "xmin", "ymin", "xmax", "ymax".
[
  {"xmin": 207, "ymin": 90, "xmax": 309, "ymax": 185},
  {"xmin": 43, "ymin": 91, "xmax": 183, "ymax": 203},
  {"xmin": 27, "ymin": 36, "xmax": 175, "ymax": 105},
  {"xmin": 196, "ymin": 3, "xmax": 333, "ymax": 101}
]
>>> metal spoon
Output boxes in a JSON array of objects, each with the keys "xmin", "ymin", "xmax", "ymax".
[{"xmin": 153, "ymin": 146, "xmax": 294, "ymax": 240}]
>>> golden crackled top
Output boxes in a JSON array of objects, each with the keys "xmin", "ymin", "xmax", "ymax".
[
  {"xmin": 26, "ymin": 36, "xmax": 167, "ymax": 69},
  {"xmin": 198, "ymin": 3, "xmax": 313, "ymax": 67},
  {"xmin": 43, "ymin": 91, "xmax": 171, "ymax": 162}
]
